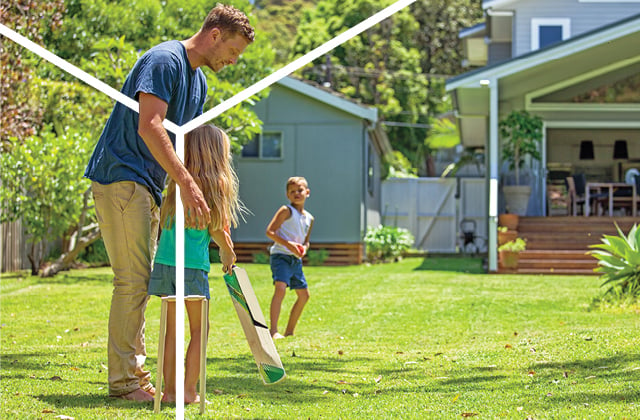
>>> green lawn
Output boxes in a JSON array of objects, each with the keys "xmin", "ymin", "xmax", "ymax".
[{"xmin": 1, "ymin": 258, "xmax": 639, "ymax": 419}]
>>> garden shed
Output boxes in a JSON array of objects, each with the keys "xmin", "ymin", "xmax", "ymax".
[{"xmin": 231, "ymin": 76, "xmax": 392, "ymax": 265}]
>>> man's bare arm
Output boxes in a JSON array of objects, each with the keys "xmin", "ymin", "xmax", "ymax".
[{"xmin": 137, "ymin": 92, "xmax": 210, "ymax": 227}]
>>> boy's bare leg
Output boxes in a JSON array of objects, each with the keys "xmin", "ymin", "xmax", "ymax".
[
  {"xmin": 184, "ymin": 299, "xmax": 208, "ymax": 404},
  {"xmin": 284, "ymin": 288, "xmax": 310, "ymax": 337},
  {"xmin": 161, "ymin": 302, "xmax": 177, "ymax": 403},
  {"xmin": 270, "ymin": 281, "xmax": 287, "ymax": 338}
]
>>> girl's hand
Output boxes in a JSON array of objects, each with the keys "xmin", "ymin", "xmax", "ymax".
[{"xmin": 219, "ymin": 248, "xmax": 236, "ymax": 275}]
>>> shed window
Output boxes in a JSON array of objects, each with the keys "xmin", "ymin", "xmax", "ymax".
[
  {"xmin": 531, "ymin": 18, "xmax": 570, "ymax": 50},
  {"xmin": 241, "ymin": 131, "xmax": 283, "ymax": 159}
]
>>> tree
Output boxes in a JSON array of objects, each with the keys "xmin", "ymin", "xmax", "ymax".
[
  {"xmin": 289, "ymin": 0, "xmax": 483, "ymax": 176},
  {"xmin": 1, "ymin": 0, "xmax": 275, "ymax": 275},
  {"xmin": 253, "ymin": 0, "xmax": 316, "ymax": 64},
  {"xmin": 0, "ymin": 128, "xmax": 96, "ymax": 275},
  {"xmin": 0, "ymin": 0, "xmax": 64, "ymax": 150},
  {"xmin": 499, "ymin": 110, "xmax": 543, "ymax": 185}
]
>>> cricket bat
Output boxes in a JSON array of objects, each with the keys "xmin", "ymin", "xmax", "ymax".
[{"xmin": 223, "ymin": 266, "xmax": 286, "ymax": 385}]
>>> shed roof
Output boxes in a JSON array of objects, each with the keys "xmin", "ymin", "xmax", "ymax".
[{"xmin": 277, "ymin": 76, "xmax": 378, "ymax": 123}]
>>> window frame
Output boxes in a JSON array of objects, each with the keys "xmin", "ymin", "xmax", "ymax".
[
  {"xmin": 240, "ymin": 131, "xmax": 284, "ymax": 160},
  {"xmin": 531, "ymin": 18, "xmax": 571, "ymax": 51}
]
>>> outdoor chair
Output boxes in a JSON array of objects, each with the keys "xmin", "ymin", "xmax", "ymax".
[
  {"xmin": 566, "ymin": 174, "xmax": 607, "ymax": 216},
  {"xmin": 612, "ymin": 184, "xmax": 635, "ymax": 216},
  {"xmin": 610, "ymin": 173, "xmax": 640, "ymax": 216},
  {"xmin": 565, "ymin": 176, "xmax": 585, "ymax": 216},
  {"xmin": 458, "ymin": 218, "xmax": 486, "ymax": 254}
]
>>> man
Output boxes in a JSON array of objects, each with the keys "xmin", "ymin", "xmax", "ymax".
[{"xmin": 84, "ymin": 4, "xmax": 254, "ymax": 402}]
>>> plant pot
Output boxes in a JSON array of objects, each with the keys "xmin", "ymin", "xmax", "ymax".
[
  {"xmin": 498, "ymin": 229, "xmax": 518, "ymax": 246},
  {"xmin": 498, "ymin": 213, "xmax": 519, "ymax": 231},
  {"xmin": 499, "ymin": 250, "xmax": 520, "ymax": 269},
  {"xmin": 503, "ymin": 185, "xmax": 531, "ymax": 216}
]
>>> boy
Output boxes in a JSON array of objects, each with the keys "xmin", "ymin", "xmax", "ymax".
[{"xmin": 266, "ymin": 177, "xmax": 314, "ymax": 339}]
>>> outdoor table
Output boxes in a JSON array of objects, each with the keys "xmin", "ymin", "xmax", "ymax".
[{"xmin": 585, "ymin": 182, "xmax": 637, "ymax": 216}]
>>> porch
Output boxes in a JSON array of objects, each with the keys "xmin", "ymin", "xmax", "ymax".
[{"xmin": 498, "ymin": 216, "xmax": 637, "ymax": 275}]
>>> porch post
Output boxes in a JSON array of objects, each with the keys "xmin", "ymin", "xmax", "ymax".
[{"xmin": 488, "ymin": 78, "xmax": 499, "ymax": 272}]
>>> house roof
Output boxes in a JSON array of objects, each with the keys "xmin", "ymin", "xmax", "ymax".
[
  {"xmin": 277, "ymin": 76, "xmax": 378, "ymax": 123},
  {"xmin": 447, "ymin": 12, "xmax": 640, "ymax": 92},
  {"xmin": 446, "ymin": 13, "xmax": 640, "ymax": 119},
  {"xmin": 483, "ymin": 0, "xmax": 518, "ymax": 10},
  {"xmin": 459, "ymin": 22, "xmax": 486, "ymax": 39}
]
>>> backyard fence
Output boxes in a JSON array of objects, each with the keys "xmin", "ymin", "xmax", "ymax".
[
  {"xmin": 381, "ymin": 177, "xmax": 487, "ymax": 253},
  {"xmin": 1, "ymin": 220, "xmax": 27, "ymax": 272}
]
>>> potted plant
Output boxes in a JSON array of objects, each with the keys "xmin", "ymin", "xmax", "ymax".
[
  {"xmin": 499, "ymin": 110, "xmax": 543, "ymax": 215},
  {"xmin": 498, "ymin": 213, "xmax": 519, "ymax": 231},
  {"xmin": 498, "ymin": 237, "xmax": 526, "ymax": 269},
  {"xmin": 498, "ymin": 226, "xmax": 518, "ymax": 245}
]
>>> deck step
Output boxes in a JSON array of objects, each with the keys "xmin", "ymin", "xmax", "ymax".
[
  {"xmin": 497, "ymin": 216, "xmax": 633, "ymax": 274},
  {"xmin": 501, "ymin": 267, "xmax": 598, "ymax": 275}
]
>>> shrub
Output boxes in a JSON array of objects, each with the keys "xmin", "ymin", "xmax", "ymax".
[
  {"xmin": 79, "ymin": 238, "xmax": 109, "ymax": 265},
  {"xmin": 364, "ymin": 225, "xmax": 414, "ymax": 263},
  {"xmin": 209, "ymin": 247, "xmax": 221, "ymax": 264},
  {"xmin": 252, "ymin": 252, "xmax": 270, "ymax": 264},
  {"xmin": 589, "ymin": 223, "xmax": 640, "ymax": 298},
  {"xmin": 307, "ymin": 249, "xmax": 329, "ymax": 266}
]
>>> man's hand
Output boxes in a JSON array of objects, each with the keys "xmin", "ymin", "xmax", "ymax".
[{"xmin": 179, "ymin": 178, "xmax": 211, "ymax": 229}]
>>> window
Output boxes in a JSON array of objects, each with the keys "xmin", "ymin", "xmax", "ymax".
[
  {"xmin": 241, "ymin": 131, "xmax": 283, "ymax": 159},
  {"xmin": 531, "ymin": 18, "xmax": 570, "ymax": 50}
]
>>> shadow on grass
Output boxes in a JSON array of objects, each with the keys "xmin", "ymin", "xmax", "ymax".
[
  {"xmin": 368, "ymin": 353, "xmax": 640, "ymax": 398},
  {"xmin": 35, "ymin": 393, "xmax": 158, "ymax": 411},
  {"xmin": 526, "ymin": 353, "xmax": 640, "ymax": 372},
  {"xmin": 36, "ymin": 273, "xmax": 113, "ymax": 285},
  {"xmin": 18, "ymin": 350, "xmax": 640, "ymax": 410},
  {"xmin": 1, "ymin": 269, "xmax": 112, "ymax": 287},
  {"xmin": 1, "ymin": 350, "xmax": 105, "ymax": 372},
  {"xmin": 413, "ymin": 257, "xmax": 486, "ymax": 274}
]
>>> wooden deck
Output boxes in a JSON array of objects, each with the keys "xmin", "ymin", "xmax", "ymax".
[
  {"xmin": 499, "ymin": 216, "xmax": 639, "ymax": 275},
  {"xmin": 218, "ymin": 242, "xmax": 363, "ymax": 266}
]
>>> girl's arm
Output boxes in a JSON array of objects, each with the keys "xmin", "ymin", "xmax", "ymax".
[{"xmin": 209, "ymin": 226, "xmax": 235, "ymax": 275}]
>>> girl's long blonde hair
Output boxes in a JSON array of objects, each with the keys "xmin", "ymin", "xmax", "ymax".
[{"xmin": 160, "ymin": 124, "xmax": 242, "ymax": 230}]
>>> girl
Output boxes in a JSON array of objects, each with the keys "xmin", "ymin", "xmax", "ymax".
[{"xmin": 148, "ymin": 124, "xmax": 242, "ymax": 404}]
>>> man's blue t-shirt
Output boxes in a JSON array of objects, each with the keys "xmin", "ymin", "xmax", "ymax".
[{"xmin": 84, "ymin": 40, "xmax": 207, "ymax": 206}]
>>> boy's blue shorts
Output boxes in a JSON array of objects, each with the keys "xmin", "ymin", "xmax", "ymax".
[
  {"xmin": 148, "ymin": 263, "xmax": 210, "ymax": 299},
  {"xmin": 270, "ymin": 253, "xmax": 307, "ymax": 290}
]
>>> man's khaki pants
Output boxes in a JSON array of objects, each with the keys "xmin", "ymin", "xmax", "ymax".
[{"xmin": 92, "ymin": 181, "xmax": 160, "ymax": 396}]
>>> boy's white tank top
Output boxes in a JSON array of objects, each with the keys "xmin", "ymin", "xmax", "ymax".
[{"xmin": 270, "ymin": 204, "xmax": 313, "ymax": 256}]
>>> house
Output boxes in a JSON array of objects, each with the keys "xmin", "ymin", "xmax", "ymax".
[
  {"xmin": 446, "ymin": 1, "xmax": 640, "ymax": 272},
  {"xmin": 231, "ymin": 76, "xmax": 392, "ymax": 265}
]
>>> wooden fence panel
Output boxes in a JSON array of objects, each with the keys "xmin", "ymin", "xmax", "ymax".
[
  {"xmin": 1, "ymin": 220, "xmax": 26, "ymax": 272},
  {"xmin": 381, "ymin": 177, "xmax": 487, "ymax": 253}
]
